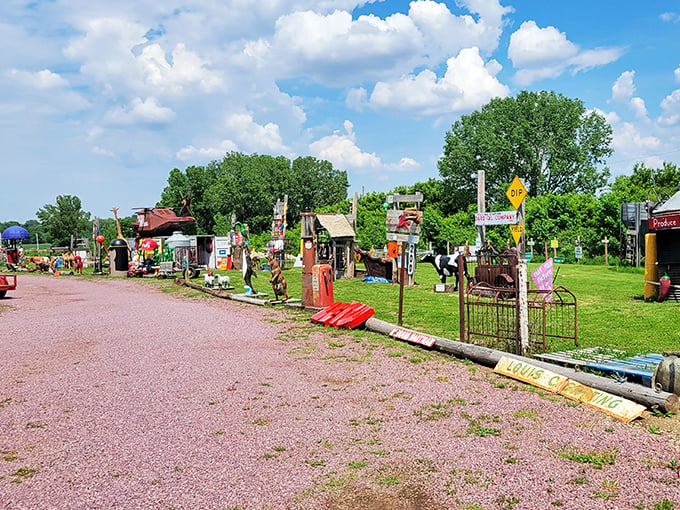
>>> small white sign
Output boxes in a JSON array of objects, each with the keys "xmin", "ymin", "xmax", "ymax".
[{"xmin": 475, "ymin": 210, "xmax": 518, "ymax": 226}]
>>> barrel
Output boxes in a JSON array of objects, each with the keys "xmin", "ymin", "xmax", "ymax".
[{"xmin": 653, "ymin": 355, "xmax": 680, "ymax": 395}]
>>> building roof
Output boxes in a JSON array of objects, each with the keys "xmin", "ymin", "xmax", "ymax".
[
  {"xmin": 653, "ymin": 189, "xmax": 680, "ymax": 215},
  {"xmin": 315, "ymin": 214, "xmax": 355, "ymax": 239}
]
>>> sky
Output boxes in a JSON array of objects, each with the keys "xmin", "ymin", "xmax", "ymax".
[{"xmin": 2, "ymin": 0, "xmax": 680, "ymax": 223}]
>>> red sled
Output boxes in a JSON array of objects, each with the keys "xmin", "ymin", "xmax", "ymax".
[
  {"xmin": 310, "ymin": 302, "xmax": 350, "ymax": 326},
  {"xmin": 329, "ymin": 302, "xmax": 375, "ymax": 329}
]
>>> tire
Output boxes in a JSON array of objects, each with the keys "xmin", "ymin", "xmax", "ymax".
[
  {"xmin": 0, "ymin": 290, "xmax": 7, "ymax": 299},
  {"xmin": 190, "ymin": 268, "xmax": 200, "ymax": 279}
]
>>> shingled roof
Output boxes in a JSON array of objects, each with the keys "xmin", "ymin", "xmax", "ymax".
[{"xmin": 315, "ymin": 214, "xmax": 355, "ymax": 239}]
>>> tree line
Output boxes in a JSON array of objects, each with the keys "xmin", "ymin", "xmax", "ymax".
[{"xmin": 6, "ymin": 91, "xmax": 679, "ymax": 262}]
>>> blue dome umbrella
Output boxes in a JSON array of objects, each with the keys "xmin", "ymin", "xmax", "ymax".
[{"xmin": 2, "ymin": 226, "xmax": 30, "ymax": 267}]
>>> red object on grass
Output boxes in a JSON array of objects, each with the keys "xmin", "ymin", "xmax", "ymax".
[
  {"xmin": 659, "ymin": 275, "xmax": 671, "ymax": 302},
  {"xmin": 310, "ymin": 301, "xmax": 375, "ymax": 329}
]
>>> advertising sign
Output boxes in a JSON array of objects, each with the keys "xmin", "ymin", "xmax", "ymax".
[
  {"xmin": 649, "ymin": 214, "xmax": 680, "ymax": 230},
  {"xmin": 531, "ymin": 258, "xmax": 553, "ymax": 301},
  {"xmin": 475, "ymin": 211, "xmax": 517, "ymax": 226}
]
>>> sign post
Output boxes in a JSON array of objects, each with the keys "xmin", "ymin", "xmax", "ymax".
[
  {"xmin": 506, "ymin": 176, "xmax": 529, "ymax": 355},
  {"xmin": 602, "ymin": 236, "xmax": 609, "ymax": 265},
  {"xmin": 386, "ymin": 194, "xmax": 423, "ymax": 326}
]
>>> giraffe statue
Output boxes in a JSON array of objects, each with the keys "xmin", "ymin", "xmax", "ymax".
[{"xmin": 111, "ymin": 208, "xmax": 124, "ymax": 239}]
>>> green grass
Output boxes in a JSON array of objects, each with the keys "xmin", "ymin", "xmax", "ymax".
[{"xmin": 11, "ymin": 260, "xmax": 677, "ymax": 355}]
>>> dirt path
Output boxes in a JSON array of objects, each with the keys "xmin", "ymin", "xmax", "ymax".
[{"xmin": 0, "ymin": 275, "xmax": 679, "ymax": 509}]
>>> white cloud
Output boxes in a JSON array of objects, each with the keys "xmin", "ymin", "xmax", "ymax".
[
  {"xmin": 309, "ymin": 120, "xmax": 419, "ymax": 174},
  {"xmin": 675, "ymin": 65, "xmax": 680, "ymax": 83},
  {"xmin": 508, "ymin": 20, "xmax": 623, "ymax": 85},
  {"xmin": 508, "ymin": 21, "xmax": 577, "ymax": 67},
  {"xmin": 660, "ymin": 12, "xmax": 680, "ymax": 23},
  {"xmin": 611, "ymin": 71, "xmax": 647, "ymax": 118},
  {"xmin": 612, "ymin": 122, "xmax": 661, "ymax": 151},
  {"xmin": 346, "ymin": 87, "xmax": 368, "ymax": 111},
  {"xmin": 629, "ymin": 97, "xmax": 648, "ymax": 119},
  {"xmin": 224, "ymin": 112, "xmax": 289, "ymax": 154},
  {"xmin": 612, "ymin": 71, "xmax": 635, "ymax": 101},
  {"xmin": 104, "ymin": 97, "xmax": 176, "ymax": 125},
  {"xmin": 92, "ymin": 146, "xmax": 114, "ymax": 157},
  {"xmin": 368, "ymin": 47, "xmax": 508, "ymax": 115},
  {"xmin": 659, "ymin": 89, "xmax": 680, "ymax": 126},
  {"xmin": 64, "ymin": 18, "xmax": 222, "ymax": 97},
  {"xmin": 258, "ymin": 1, "xmax": 512, "ymax": 85},
  {"xmin": 10, "ymin": 68, "xmax": 69, "ymax": 89},
  {"xmin": 310, "ymin": 120, "xmax": 382, "ymax": 170},
  {"xmin": 176, "ymin": 140, "xmax": 239, "ymax": 162},
  {"xmin": 388, "ymin": 157, "xmax": 421, "ymax": 172}
]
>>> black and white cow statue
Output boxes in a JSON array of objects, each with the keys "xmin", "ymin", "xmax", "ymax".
[{"xmin": 421, "ymin": 251, "xmax": 470, "ymax": 290}]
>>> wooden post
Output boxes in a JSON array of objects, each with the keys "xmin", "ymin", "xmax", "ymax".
[
  {"xmin": 364, "ymin": 318, "xmax": 680, "ymax": 413},
  {"xmin": 517, "ymin": 261, "xmax": 529, "ymax": 355},
  {"xmin": 602, "ymin": 236, "xmax": 609, "ymax": 265}
]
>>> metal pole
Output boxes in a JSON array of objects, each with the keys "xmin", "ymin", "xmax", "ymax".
[
  {"xmin": 458, "ymin": 253, "xmax": 465, "ymax": 343},
  {"xmin": 398, "ymin": 241, "xmax": 407, "ymax": 326}
]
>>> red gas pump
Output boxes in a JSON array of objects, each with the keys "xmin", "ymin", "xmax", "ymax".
[{"xmin": 312, "ymin": 264, "xmax": 334, "ymax": 307}]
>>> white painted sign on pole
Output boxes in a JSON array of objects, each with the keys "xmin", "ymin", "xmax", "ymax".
[{"xmin": 474, "ymin": 211, "xmax": 518, "ymax": 226}]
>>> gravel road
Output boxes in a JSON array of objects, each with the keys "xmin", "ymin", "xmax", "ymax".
[{"xmin": 1, "ymin": 275, "xmax": 679, "ymax": 509}]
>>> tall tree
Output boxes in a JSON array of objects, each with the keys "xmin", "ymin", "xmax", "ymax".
[
  {"xmin": 36, "ymin": 195, "xmax": 91, "ymax": 246},
  {"xmin": 610, "ymin": 162, "xmax": 680, "ymax": 203},
  {"xmin": 438, "ymin": 91, "xmax": 613, "ymax": 212},
  {"xmin": 159, "ymin": 152, "xmax": 348, "ymax": 235}
]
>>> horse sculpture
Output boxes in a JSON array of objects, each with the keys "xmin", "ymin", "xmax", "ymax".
[{"xmin": 421, "ymin": 251, "xmax": 470, "ymax": 291}]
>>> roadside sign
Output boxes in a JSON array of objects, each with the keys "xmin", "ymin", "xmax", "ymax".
[
  {"xmin": 527, "ymin": 240, "xmax": 535, "ymax": 246},
  {"xmin": 475, "ymin": 210, "xmax": 518, "ymax": 226},
  {"xmin": 386, "ymin": 232, "xmax": 420, "ymax": 244},
  {"xmin": 407, "ymin": 243, "xmax": 415, "ymax": 275},
  {"xmin": 506, "ymin": 176, "xmax": 528, "ymax": 210},
  {"xmin": 509, "ymin": 224, "xmax": 524, "ymax": 245},
  {"xmin": 525, "ymin": 252, "xmax": 532, "ymax": 262},
  {"xmin": 554, "ymin": 257, "xmax": 564, "ymax": 263},
  {"xmin": 575, "ymin": 246, "xmax": 583, "ymax": 259},
  {"xmin": 550, "ymin": 238, "xmax": 559, "ymax": 249}
]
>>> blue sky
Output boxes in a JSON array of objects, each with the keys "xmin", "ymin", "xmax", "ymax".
[{"xmin": 2, "ymin": 0, "xmax": 680, "ymax": 222}]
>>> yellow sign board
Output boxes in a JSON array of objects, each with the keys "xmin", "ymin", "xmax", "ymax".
[
  {"xmin": 509, "ymin": 224, "xmax": 524, "ymax": 245},
  {"xmin": 494, "ymin": 356, "xmax": 646, "ymax": 423},
  {"xmin": 550, "ymin": 238, "xmax": 559, "ymax": 248},
  {"xmin": 506, "ymin": 176, "xmax": 528, "ymax": 210}
]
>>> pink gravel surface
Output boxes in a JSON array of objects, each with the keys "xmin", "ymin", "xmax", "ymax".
[{"xmin": 1, "ymin": 275, "xmax": 679, "ymax": 509}]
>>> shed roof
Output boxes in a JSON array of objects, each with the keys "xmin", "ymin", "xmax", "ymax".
[
  {"xmin": 654, "ymin": 189, "xmax": 680, "ymax": 215},
  {"xmin": 315, "ymin": 214, "xmax": 355, "ymax": 239}
]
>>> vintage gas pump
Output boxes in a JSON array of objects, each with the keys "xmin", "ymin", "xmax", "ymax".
[{"xmin": 301, "ymin": 212, "xmax": 316, "ymax": 307}]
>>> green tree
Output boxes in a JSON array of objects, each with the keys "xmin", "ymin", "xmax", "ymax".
[
  {"xmin": 438, "ymin": 90, "xmax": 613, "ymax": 212},
  {"xmin": 36, "ymin": 195, "xmax": 91, "ymax": 246},
  {"xmin": 160, "ymin": 152, "xmax": 348, "ymax": 236},
  {"xmin": 610, "ymin": 162, "xmax": 680, "ymax": 203}
]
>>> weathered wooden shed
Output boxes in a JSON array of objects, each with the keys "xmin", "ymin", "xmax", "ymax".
[{"xmin": 315, "ymin": 214, "xmax": 356, "ymax": 279}]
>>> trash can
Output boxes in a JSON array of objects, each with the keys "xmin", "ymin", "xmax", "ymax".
[{"xmin": 109, "ymin": 238, "xmax": 129, "ymax": 276}]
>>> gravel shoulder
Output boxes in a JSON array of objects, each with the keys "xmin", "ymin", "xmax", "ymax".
[{"xmin": 0, "ymin": 275, "xmax": 679, "ymax": 509}]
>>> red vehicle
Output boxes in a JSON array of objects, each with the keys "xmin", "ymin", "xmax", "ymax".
[{"xmin": 0, "ymin": 274, "xmax": 17, "ymax": 298}]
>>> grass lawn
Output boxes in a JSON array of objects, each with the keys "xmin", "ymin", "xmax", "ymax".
[
  {"xmin": 9, "ymin": 259, "xmax": 677, "ymax": 355},
  {"xmin": 170, "ymin": 260, "xmax": 676, "ymax": 356}
]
